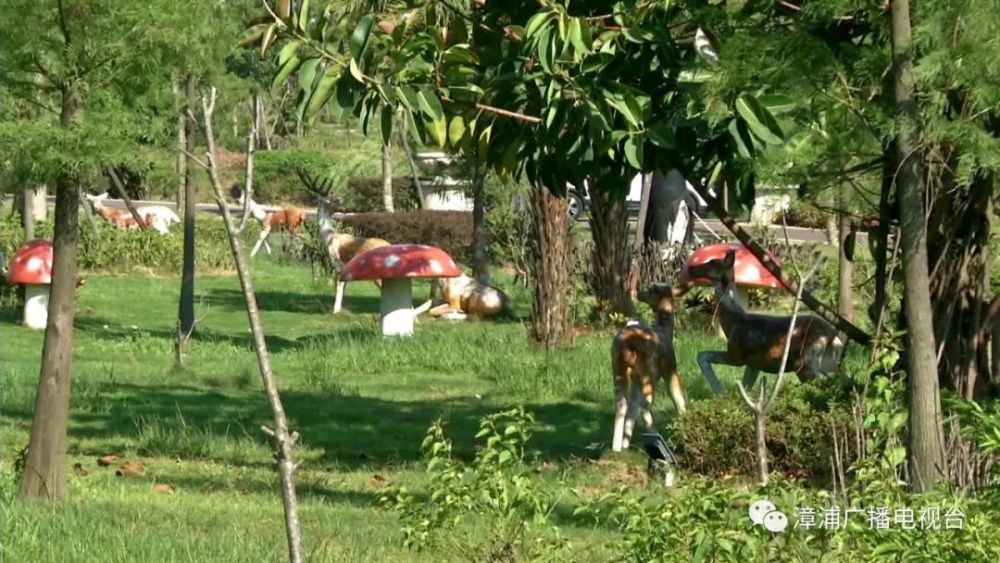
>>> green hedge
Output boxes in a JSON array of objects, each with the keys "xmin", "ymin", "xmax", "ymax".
[
  {"xmin": 0, "ymin": 213, "xmax": 236, "ymax": 274},
  {"xmin": 338, "ymin": 210, "xmax": 474, "ymax": 264}
]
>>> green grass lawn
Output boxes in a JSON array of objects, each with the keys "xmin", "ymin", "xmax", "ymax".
[{"xmin": 1, "ymin": 255, "xmax": 823, "ymax": 562}]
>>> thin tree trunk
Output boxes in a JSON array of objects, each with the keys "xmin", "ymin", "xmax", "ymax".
[
  {"xmin": 838, "ymin": 184, "xmax": 854, "ymax": 322},
  {"xmin": 18, "ymin": 87, "xmax": 83, "ymax": 501},
  {"xmin": 891, "ymin": 0, "xmax": 945, "ymax": 492},
  {"xmin": 397, "ymin": 113, "xmax": 426, "ymax": 207},
  {"xmin": 177, "ymin": 73, "xmax": 198, "ymax": 366},
  {"xmin": 529, "ymin": 185, "xmax": 572, "ymax": 349},
  {"xmin": 628, "ymin": 173, "xmax": 654, "ymax": 295},
  {"xmin": 871, "ymin": 139, "xmax": 896, "ymax": 328},
  {"xmin": 258, "ymin": 93, "xmax": 272, "ymax": 150},
  {"xmin": 22, "ymin": 187, "xmax": 35, "ymax": 241},
  {"xmin": 199, "ymin": 86, "xmax": 304, "ymax": 563},
  {"xmin": 174, "ymin": 79, "xmax": 186, "ymax": 212},
  {"xmin": 471, "ymin": 161, "xmax": 490, "ymax": 283},
  {"xmin": 381, "ymin": 141, "xmax": 394, "ymax": 212}
]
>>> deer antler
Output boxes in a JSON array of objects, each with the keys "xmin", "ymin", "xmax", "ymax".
[{"xmin": 297, "ymin": 168, "xmax": 333, "ymax": 198}]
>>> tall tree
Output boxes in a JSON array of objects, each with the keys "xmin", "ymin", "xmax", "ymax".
[
  {"xmin": 176, "ymin": 72, "xmax": 199, "ymax": 366},
  {"xmin": 0, "ymin": 0, "xmax": 196, "ymax": 501},
  {"xmin": 891, "ymin": 0, "xmax": 945, "ymax": 491}
]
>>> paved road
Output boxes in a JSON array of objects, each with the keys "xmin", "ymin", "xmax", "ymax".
[{"xmin": 54, "ymin": 196, "xmax": 860, "ymax": 245}]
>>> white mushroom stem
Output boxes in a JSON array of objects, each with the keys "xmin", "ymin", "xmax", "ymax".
[
  {"xmin": 380, "ymin": 278, "xmax": 415, "ymax": 337},
  {"xmin": 713, "ymin": 285, "xmax": 750, "ymax": 338},
  {"xmin": 23, "ymin": 283, "xmax": 50, "ymax": 330}
]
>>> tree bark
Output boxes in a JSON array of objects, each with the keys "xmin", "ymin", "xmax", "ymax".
[
  {"xmin": 891, "ymin": 0, "xmax": 945, "ymax": 492},
  {"xmin": 174, "ymin": 79, "xmax": 186, "ymax": 212},
  {"xmin": 381, "ymin": 141, "xmax": 394, "ymax": 212},
  {"xmin": 471, "ymin": 161, "xmax": 490, "ymax": 283},
  {"xmin": 529, "ymin": 186, "xmax": 572, "ymax": 349},
  {"xmin": 200, "ymin": 86, "xmax": 304, "ymax": 563},
  {"xmin": 588, "ymin": 179, "xmax": 634, "ymax": 316},
  {"xmin": 837, "ymin": 185, "xmax": 854, "ymax": 322},
  {"xmin": 18, "ymin": 87, "xmax": 83, "ymax": 501},
  {"xmin": 176, "ymin": 73, "xmax": 198, "ymax": 366},
  {"xmin": 22, "ymin": 187, "xmax": 35, "ymax": 241}
]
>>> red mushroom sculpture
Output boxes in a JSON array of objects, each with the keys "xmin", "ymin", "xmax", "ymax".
[
  {"xmin": 8, "ymin": 240, "xmax": 54, "ymax": 330},
  {"xmin": 341, "ymin": 244, "xmax": 462, "ymax": 337},
  {"xmin": 679, "ymin": 243, "xmax": 785, "ymax": 334}
]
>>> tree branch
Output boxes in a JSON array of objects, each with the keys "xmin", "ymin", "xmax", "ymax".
[
  {"xmin": 57, "ymin": 0, "xmax": 72, "ymax": 47},
  {"xmin": 105, "ymin": 167, "xmax": 149, "ymax": 230}
]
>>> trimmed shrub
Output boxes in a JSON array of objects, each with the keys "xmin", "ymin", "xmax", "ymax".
[
  {"xmin": 668, "ymin": 384, "xmax": 855, "ymax": 480},
  {"xmin": 340, "ymin": 176, "xmax": 421, "ymax": 212},
  {"xmin": 337, "ymin": 210, "xmax": 474, "ymax": 263},
  {"xmin": 0, "ymin": 212, "xmax": 236, "ymax": 274}
]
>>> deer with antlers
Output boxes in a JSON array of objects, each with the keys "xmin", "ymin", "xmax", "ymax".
[
  {"xmin": 610, "ymin": 283, "xmax": 687, "ymax": 452},
  {"xmin": 229, "ymin": 186, "xmax": 306, "ymax": 258},
  {"xmin": 681, "ymin": 249, "xmax": 845, "ymax": 395},
  {"xmin": 298, "ymin": 170, "xmax": 391, "ymax": 313}
]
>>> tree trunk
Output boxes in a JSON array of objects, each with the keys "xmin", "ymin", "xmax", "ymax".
[
  {"xmin": 891, "ymin": 0, "xmax": 945, "ymax": 492},
  {"xmin": 837, "ymin": 185, "xmax": 854, "ymax": 323},
  {"xmin": 471, "ymin": 162, "xmax": 490, "ymax": 283},
  {"xmin": 22, "ymin": 187, "xmax": 35, "ymax": 241},
  {"xmin": 588, "ymin": 179, "xmax": 633, "ymax": 316},
  {"xmin": 628, "ymin": 173, "xmax": 654, "ymax": 296},
  {"xmin": 381, "ymin": 141, "xmax": 394, "ymax": 212},
  {"xmin": 174, "ymin": 79, "xmax": 186, "ymax": 212},
  {"xmin": 529, "ymin": 186, "xmax": 572, "ymax": 349},
  {"xmin": 176, "ymin": 73, "xmax": 198, "ymax": 366},
  {"xmin": 18, "ymin": 87, "xmax": 83, "ymax": 501},
  {"xmin": 397, "ymin": 114, "xmax": 426, "ymax": 207}
]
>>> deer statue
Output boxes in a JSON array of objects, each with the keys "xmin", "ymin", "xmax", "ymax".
[
  {"xmin": 84, "ymin": 192, "xmax": 178, "ymax": 234},
  {"xmin": 610, "ymin": 283, "xmax": 687, "ymax": 452},
  {"xmin": 425, "ymin": 273, "xmax": 513, "ymax": 320},
  {"xmin": 683, "ymin": 248, "xmax": 845, "ymax": 395},
  {"xmin": 230, "ymin": 186, "xmax": 306, "ymax": 257},
  {"xmin": 297, "ymin": 170, "xmax": 391, "ymax": 313}
]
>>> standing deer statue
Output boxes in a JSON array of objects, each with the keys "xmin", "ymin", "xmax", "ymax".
[
  {"xmin": 298, "ymin": 170, "xmax": 391, "ymax": 313},
  {"xmin": 610, "ymin": 283, "xmax": 687, "ymax": 452},
  {"xmin": 231, "ymin": 187, "xmax": 306, "ymax": 257},
  {"xmin": 683, "ymin": 249, "xmax": 845, "ymax": 394}
]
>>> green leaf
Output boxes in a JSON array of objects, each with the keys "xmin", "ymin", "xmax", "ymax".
[
  {"xmin": 350, "ymin": 14, "xmax": 376, "ymax": 59},
  {"xmin": 606, "ymin": 96, "xmax": 640, "ymax": 128},
  {"xmin": 260, "ymin": 24, "xmax": 277, "ymax": 57},
  {"xmin": 728, "ymin": 119, "xmax": 755, "ymax": 159},
  {"xmin": 448, "ymin": 116, "xmax": 465, "ymax": 146},
  {"xmin": 397, "ymin": 86, "xmax": 421, "ymax": 113},
  {"xmin": 272, "ymin": 54, "xmax": 302, "ymax": 92},
  {"xmin": 498, "ymin": 450, "xmax": 513, "ymax": 464},
  {"xmin": 348, "ymin": 58, "xmax": 365, "ymax": 83},
  {"xmin": 297, "ymin": 0, "xmax": 310, "ymax": 32},
  {"xmin": 646, "ymin": 122, "xmax": 675, "ymax": 148},
  {"xmin": 335, "ymin": 77, "xmax": 357, "ymax": 110},
  {"xmin": 624, "ymin": 136, "xmax": 644, "ymax": 169},
  {"xmin": 757, "ymin": 94, "xmax": 796, "ymax": 115},
  {"xmin": 277, "ymin": 40, "xmax": 301, "ymax": 67},
  {"xmin": 417, "ymin": 88, "xmax": 444, "ymax": 121},
  {"xmin": 296, "ymin": 58, "xmax": 322, "ymax": 94},
  {"xmin": 569, "ymin": 19, "xmax": 590, "ymax": 55},
  {"xmin": 735, "ymin": 94, "xmax": 784, "ymax": 144},
  {"xmin": 524, "ymin": 12, "xmax": 552, "ymax": 41},
  {"xmin": 304, "ymin": 71, "xmax": 337, "ymax": 123},
  {"xmin": 537, "ymin": 27, "xmax": 554, "ymax": 73},
  {"xmin": 380, "ymin": 105, "xmax": 393, "ymax": 146},
  {"xmin": 477, "ymin": 124, "xmax": 492, "ymax": 160}
]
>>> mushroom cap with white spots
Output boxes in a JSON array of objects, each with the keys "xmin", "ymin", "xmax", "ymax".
[
  {"xmin": 340, "ymin": 244, "xmax": 462, "ymax": 282},
  {"xmin": 8, "ymin": 239, "xmax": 54, "ymax": 285},
  {"xmin": 679, "ymin": 242, "xmax": 785, "ymax": 290}
]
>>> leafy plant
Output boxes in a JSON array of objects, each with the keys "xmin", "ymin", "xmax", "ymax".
[{"xmin": 380, "ymin": 407, "xmax": 568, "ymax": 562}]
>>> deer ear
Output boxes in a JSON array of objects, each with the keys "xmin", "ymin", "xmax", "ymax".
[{"xmin": 723, "ymin": 249, "xmax": 736, "ymax": 268}]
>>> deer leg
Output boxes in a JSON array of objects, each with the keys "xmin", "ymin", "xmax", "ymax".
[
  {"xmin": 696, "ymin": 350, "xmax": 732, "ymax": 395},
  {"xmin": 622, "ymin": 380, "xmax": 642, "ymax": 450},
  {"xmin": 667, "ymin": 368, "xmax": 687, "ymax": 415},
  {"xmin": 741, "ymin": 367, "xmax": 761, "ymax": 391},
  {"xmin": 250, "ymin": 226, "xmax": 271, "ymax": 257},
  {"xmin": 333, "ymin": 280, "xmax": 346, "ymax": 314},
  {"xmin": 612, "ymin": 369, "xmax": 630, "ymax": 452},
  {"xmin": 639, "ymin": 369, "xmax": 657, "ymax": 432}
]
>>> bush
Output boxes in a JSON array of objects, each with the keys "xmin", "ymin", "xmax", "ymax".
[
  {"xmin": 668, "ymin": 384, "xmax": 855, "ymax": 480},
  {"xmin": 338, "ymin": 210, "xmax": 474, "ymax": 263},
  {"xmin": 0, "ymin": 212, "xmax": 235, "ymax": 274},
  {"xmin": 340, "ymin": 176, "xmax": 421, "ymax": 212}
]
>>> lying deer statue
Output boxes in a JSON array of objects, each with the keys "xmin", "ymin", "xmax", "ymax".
[
  {"xmin": 610, "ymin": 283, "xmax": 687, "ymax": 452},
  {"xmin": 426, "ymin": 273, "xmax": 512, "ymax": 320},
  {"xmin": 84, "ymin": 192, "xmax": 178, "ymax": 233},
  {"xmin": 683, "ymin": 249, "xmax": 844, "ymax": 394}
]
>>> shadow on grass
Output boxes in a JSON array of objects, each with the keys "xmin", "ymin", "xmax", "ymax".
[
  {"xmin": 4, "ymin": 381, "xmax": 607, "ymax": 470},
  {"xmin": 72, "ymin": 315, "xmax": 382, "ymax": 354},
  {"xmin": 201, "ymin": 287, "xmax": 384, "ymax": 316}
]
